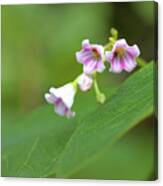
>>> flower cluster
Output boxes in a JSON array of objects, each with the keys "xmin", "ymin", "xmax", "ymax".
[{"xmin": 45, "ymin": 28, "xmax": 141, "ymax": 118}]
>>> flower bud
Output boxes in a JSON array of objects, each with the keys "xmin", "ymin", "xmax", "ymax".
[{"xmin": 77, "ymin": 73, "xmax": 93, "ymax": 92}]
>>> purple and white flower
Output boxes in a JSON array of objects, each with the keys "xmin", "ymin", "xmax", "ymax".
[
  {"xmin": 76, "ymin": 39, "xmax": 105, "ymax": 74},
  {"xmin": 77, "ymin": 73, "xmax": 93, "ymax": 92},
  {"xmin": 105, "ymin": 39, "xmax": 140, "ymax": 73},
  {"xmin": 44, "ymin": 83, "xmax": 76, "ymax": 118}
]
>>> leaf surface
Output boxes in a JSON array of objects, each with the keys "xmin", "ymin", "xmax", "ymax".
[
  {"xmin": 55, "ymin": 62, "xmax": 154, "ymax": 178},
  {"xmin": 2, "ymin": 86, "xmax": 115, "ymax": 177},
  {"xmin": 2, "ymin": 62, "xmax": 155, "ymax": 179}
]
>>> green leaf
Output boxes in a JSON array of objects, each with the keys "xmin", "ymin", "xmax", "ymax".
[
  {"xmin": 2, "ymin": 106, "xmax": 77, "ymax": 177},
  {"xmin": 55, "ymin": 62, "xmax": 154, "ymax": 178},
  {"xmin": 2, "ymin": 62, "xmax": 155, "ymax": 179},
  {"xmin": 2, "ymin": 87, "xmax": 115, "ymax": 178},
  {"xmin": 72, "ymin": 117, "xmax": 155, "ymax": 180}
]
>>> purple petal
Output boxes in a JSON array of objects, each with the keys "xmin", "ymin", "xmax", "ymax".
[
  {"xmin": 83, "ymin": 55, "xmax": 94, "ymax": 65},
  {"xmin": 45, "ymin": 93, "xmax": 56, "ymax": 104},
  {"xmin": 54, "ymin": 98, "xmax": 62, "ymax": 106},
  {"xmin": 76, "ymin": 51, "xmax": 84, "ymax": 63},
  {"xmin": 83, "ymin": 60, "xmax": 97, "ymax": 74},
  {"xmin": 82, "ymin": 39, "xmax": 90, "ymax": 51},
  {"xmin": 55, "ymin": 102, "xmax": 66, "ymax": 116},
  {"xmin": 82, "ymin": 51, "xmax": 93, "ymax": 63},
  {"xmin": 92, "ymin": 44, "xmax": 104, "ymax": 57},
  {"xmin": 105, "ymin": 51, "xmax": 114, "ymax": 63},
  {"xmin": 76, "ymin": 51, "xmax": 92, "ymax": 64},
  {"xmin": 114, "ymin": 39, "xmax": 128, "ymax": 49},
  {"xmin": 110, "ymin": 58, "xmax": 123, "ymax": 73},
  {"xmin": 127, "ymin": 44, "xmax": 140, "ymax": 58},
  {"xmin": 96, "ymin": 60, "xmax": 105, "ymax": 73},
  {"xmin": 123, "ymin": 55, "xmax": 137, "ymax": 72}
]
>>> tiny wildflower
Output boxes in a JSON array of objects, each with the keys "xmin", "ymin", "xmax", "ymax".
[
  {"xmin": 76, "ymin": 39, "xmax": 105, "ymax": 74},
  {"xmin": 105, "ymin": 39, "xmax": 140, "ymax": 73},
  {"xmin": 45, "ymin": 28, "xmax": 145, "ymax": 119},
  {"xmin": 44, "ymin": 83, "xmax": 76, "ymax": 118},
  {"xmin": 77, "ymin": 73, "xmax": 93, "ymax": 92}
]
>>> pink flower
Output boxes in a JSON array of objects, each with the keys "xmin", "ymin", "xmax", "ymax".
[
  {"xmin": 44, "ymin": 83, "xmax": 76, "ymax": 118},
  {"xmin": 77, "ymin": 73, "xmax": 93, "ymax": 92},
  {"xmin": 76, "ymin": 39, "xmax": 105, "ymax": 74},
  {"xmin": 105, "ymin": 39, "xmax": 140, "ymax": 73}
]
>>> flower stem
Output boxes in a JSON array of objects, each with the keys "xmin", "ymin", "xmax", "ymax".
[
  {"xmin": 104, "ymin": 28, "xmax": 118, "ymax": 51},
  {"xmin": 136, "ymin": 57, "xmax": 146, "ymax": 67},
  {"xmin": 93, "ymin": 74, "xmax": 106, "ymax": 104},
  {"xmin": 72, "ymin": 75, "xmax": 81, "ymax": 91},
  {"xmin": 72, "ymin": 80, "xmax": 78, "ymax": 91}
]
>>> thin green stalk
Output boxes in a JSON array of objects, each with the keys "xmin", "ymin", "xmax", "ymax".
[
  {"xmin": 136, "ymin": 57, "xmax": 147, "ymax": 67},
  {"xmin": 93, "ymin": 74, "xmax": 106, "ymax": 104}
]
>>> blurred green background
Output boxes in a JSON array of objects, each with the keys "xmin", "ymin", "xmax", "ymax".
[
  {"xmin": 2, "ymin": 1, "xmax": 156, "ymax": 121},
  {"xmin": 1, "ymin": 1, "xmax": 157, "ymax": 180}
]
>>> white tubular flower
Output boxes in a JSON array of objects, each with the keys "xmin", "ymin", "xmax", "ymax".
[
  {"xmin": 44, "ymin": 83, "xmax": 76, "ymax": 118},
  {"xmin": 77, "ymin": 73, "xmax": 93, "ymax": 92}
]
